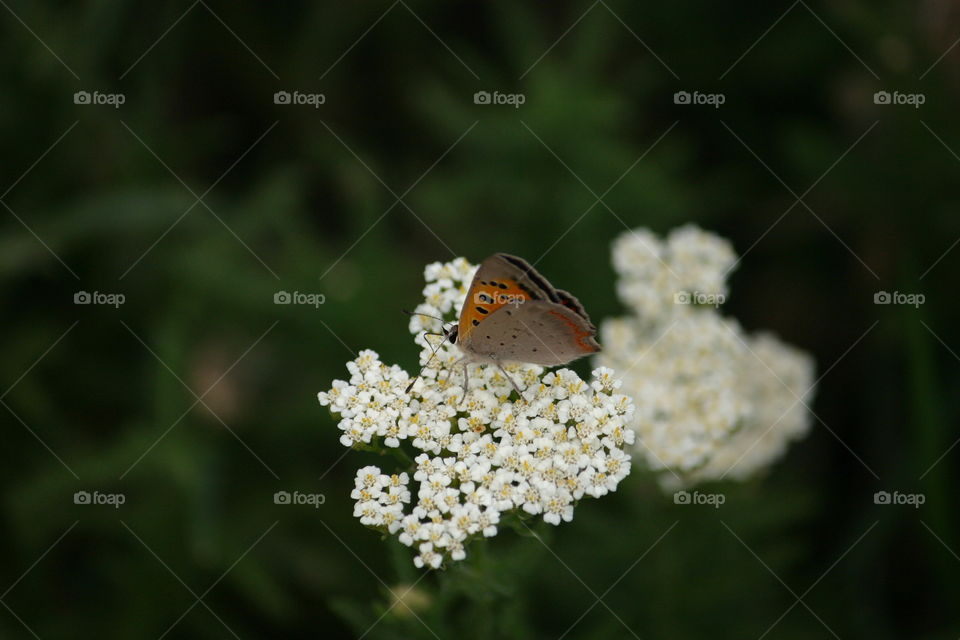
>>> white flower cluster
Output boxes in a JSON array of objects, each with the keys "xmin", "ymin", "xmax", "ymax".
[
  {"xmin": 596, "ymin": 225, "xmax": 815, "ymax": 487},
  {"xmin": 612, "ymin": 225, "xmax": 736, "ymax": 324},
  {"xmin": 319, "ymin": 259, "xmax": 635, "ymax": 569}
]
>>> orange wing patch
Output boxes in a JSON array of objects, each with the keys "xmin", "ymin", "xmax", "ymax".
[
  {"xmin": 459, "ymin": 277, "xmax": 533, "ymax": 340},
  {"xmin": 548, "ymin": 310, "xmax": 600, "ymax": 353}
]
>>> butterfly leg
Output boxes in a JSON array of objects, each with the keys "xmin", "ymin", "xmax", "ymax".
[
  {"xmin": 442, "ymin": 357, "xmax": 468, "ymax": 408},
  {"xmin": 494, "ymin": 360, "xmax": 527, "ymax": 399},
  {"xmin": 460, "ymin": 360, "xmax": 470, "ymax": 409},
  {"xmin": 457, "ymin": 359, "xmax": 476, "ymax": 410}
]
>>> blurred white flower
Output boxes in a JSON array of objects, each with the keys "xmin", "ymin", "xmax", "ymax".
[
  {"xmin": 684, "ymin": 332, "xmax": 816, "ymax": 484},
  {"xmin": 596, "ymin": 225, "xmax": 815, "ymax": 487},
  {"xmin": 319, "ymin": 259, "xmax": 635, "ymax": 568},
  {"xmin": 612, "ymin": 225, "xmax": 736, "ymax": 323}
]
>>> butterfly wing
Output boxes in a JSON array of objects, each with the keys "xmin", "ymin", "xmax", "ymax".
[
  {"xmin": 460, "ymin": 299, "xmax": 600, "ymax": 366},
  {"xmin": 553, "ymin": 288, "xmax": 596, "ymax": 331},
  {"xmin": 458, "ymin": 254, "xmax": 562, "ymax": 342},
  {"xmin": 476, "ymin": 254, "xmax": 562, "ymax": 302}
]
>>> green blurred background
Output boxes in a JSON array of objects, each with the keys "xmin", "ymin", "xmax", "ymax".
[{"xmin": 1, "ymin": 1, "xmax": 957, "ymax": 638}]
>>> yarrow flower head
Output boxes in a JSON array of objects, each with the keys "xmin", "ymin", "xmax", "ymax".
[
  {"xmin": 319, "ymin": 258, "xmax": 635, "ymax": 569},
  {"xmin": 612, "ymin": 225, "xmax": 736, "ymax": 324},
  {"xmin": 596, "ymin": 225, "xmax": 815, "ymax": 488}
]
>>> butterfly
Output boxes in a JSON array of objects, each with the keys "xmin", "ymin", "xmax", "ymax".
[{"xmin": 409, "ymin": 254, "xmax": 600, "ymax": 397}]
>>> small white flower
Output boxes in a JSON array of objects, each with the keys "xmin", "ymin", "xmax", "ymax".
[
  {"xmin": 321, "ymin": 258, "xmax": 635, "ymax": 568},
  {"xmin": 541, "ymin": 486, "xmax": 575, "ymax": 525},
  {"xmin": 413, "ymin": 542, "xmax": 443, "ymax": 569}
]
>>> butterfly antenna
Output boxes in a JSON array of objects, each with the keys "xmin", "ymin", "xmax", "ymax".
[
  {"xmin": 405, "ymin": 331, "xmax": 447, "ymax": 394},
  {"xmin": 402, "ymin": 309, "xmax": 447, "ymax": 323}
]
